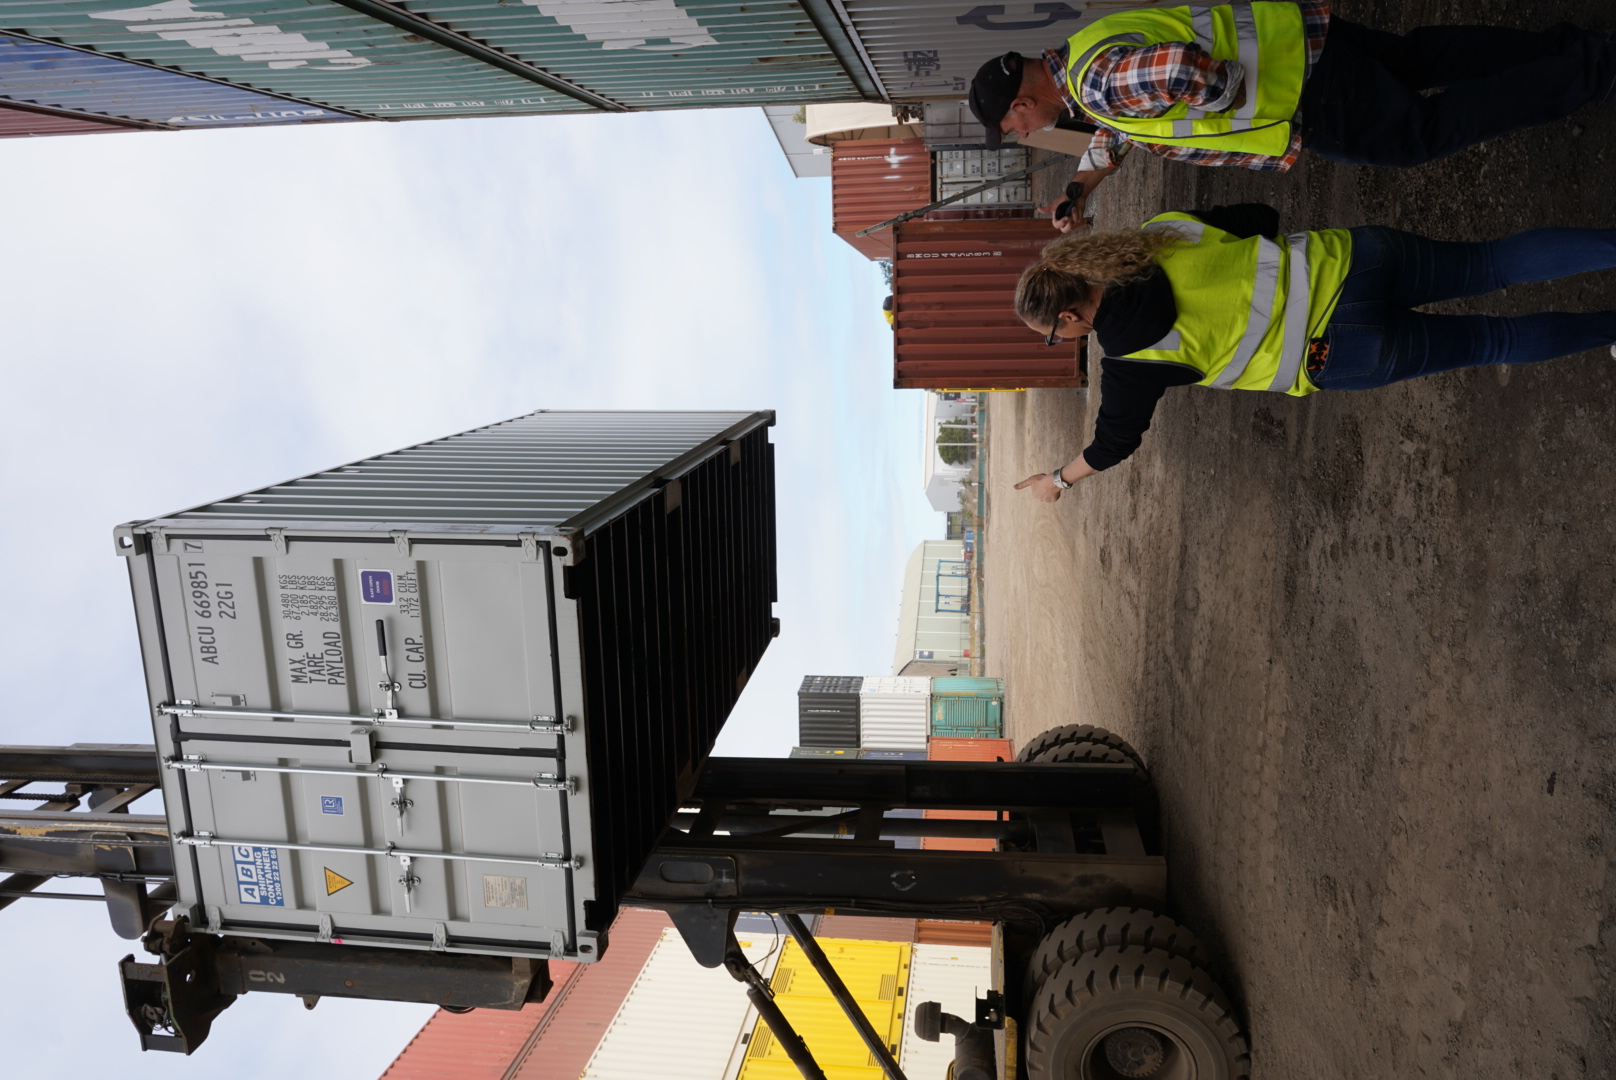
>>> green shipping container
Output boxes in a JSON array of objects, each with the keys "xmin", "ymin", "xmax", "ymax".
[
  {"xmin": 929, "ymin": 677, "xmax": 1003, "ymax": 738},
  {"xmin": 0, "ymin": 0, "xmax": 861, "ymax": 120}
]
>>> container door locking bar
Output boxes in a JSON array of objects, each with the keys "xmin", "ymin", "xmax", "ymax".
[
  {"xmin": 159, "ymin": 702, "xmax": 573, "ymax": 735},
  {"xmin": 177, "ymin": 833, "xmax": 581, "ymax": 871},
  {"xmin": 166, "ymin": 756, "xmax": 576, "ymax": 793}
]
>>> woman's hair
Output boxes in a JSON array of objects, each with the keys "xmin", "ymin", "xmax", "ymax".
[{"xmin": 1014, "ymin": 227, "xmax": 1182, "ymax": 329}]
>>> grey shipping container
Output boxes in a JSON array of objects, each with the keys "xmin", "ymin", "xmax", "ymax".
[
  {"xmin": 117, "ymin": 409, "xmax": 777, "ymax": 963},
  {"xmin": 797, "ymin": 674, "xmax": 861, "ymax": 747},
  {"xmin": 789, "ymin": 746, "xmax": 858, "ymax": 760}
]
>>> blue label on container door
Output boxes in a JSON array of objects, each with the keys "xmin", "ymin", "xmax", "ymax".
[
  {"xmin": 320, "ymin": 795, "xmax": 344, "ymax": 816},
  {"xmin": 359, "ymin": 569, "xmax": 395, "ymax": 605},
  {"xmin": 231, "ymin": 845, "xmax": 285, "ymax": 906}
]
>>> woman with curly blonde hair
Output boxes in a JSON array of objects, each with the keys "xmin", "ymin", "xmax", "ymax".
[{"xmin": 1014, "ymin": 204, "xmax": 1616, "ymax": 502}]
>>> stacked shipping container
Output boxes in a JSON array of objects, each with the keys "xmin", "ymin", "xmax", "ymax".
[{"xmin": 0, "ymin": 1, "xmax": 1161, "ymax": 138}]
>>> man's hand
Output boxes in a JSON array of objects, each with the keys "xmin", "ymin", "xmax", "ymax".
[{"xmin": 1038, "ymin": 166, "xmax": 1116, "ymax": 231}]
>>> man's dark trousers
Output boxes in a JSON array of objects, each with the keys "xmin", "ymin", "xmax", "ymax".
[{"xmin": 1300, "ymin": 18, "xmax": 1616, "ymax": 167}]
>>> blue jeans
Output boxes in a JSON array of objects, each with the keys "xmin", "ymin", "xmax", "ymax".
[
  {"xmin": 1309, "ymin": 227, "xmax": 1616, "ymax": 391},
  {"xmin": 1301, "ymin": 19, "xmax": 1616, "ymax": 167}
]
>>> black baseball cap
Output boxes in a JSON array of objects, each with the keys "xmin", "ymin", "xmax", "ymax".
[{"xmin": 968, "ymin": 51, "xmax": 1025, "ymax": 150}]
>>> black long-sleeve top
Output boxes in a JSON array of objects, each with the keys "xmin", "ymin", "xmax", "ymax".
[{"xmin": 1081, "ymin": 203, "xmax": 1281, "ymax": 471}]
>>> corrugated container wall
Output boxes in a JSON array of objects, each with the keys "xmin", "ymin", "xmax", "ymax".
[
  {"xmin": 798, "ymin": 675, "xmax": 861, "ymax": 747},
  {"xmin": 816, "ymin": 915, "xmax": 916, "ymax": 942},
  {"xmin": 913, "ymin": 920, "xmax": 994, "ymax": 948},
  {"xmin": 580, "ymin": 927, "xmax": 780, "ymax": 1080},
  {"xmin": 120, "ymin": 410, "xmax": 776, "ymax": 964},
  {"xmin": 893, "ymin": 219, "xmax": 1085, "ymax": 390},
  {"xmin": 921, "ymin": 737, "xmax": 1014, "ymax": 852},
  {"xmin": 840, "ymin": 0, "xmax": 1158, "ymax": 102},
  {"xmin": 898, "ymin": 943, "xmax": 993, "ymax": 1077},
  {"xmin": 831, "ymin": 137, "xmax": 930, "ymax": 261},
  {"xmin": 381, "ymin": 907, "xmax": 670, "ymax": 1079},
  {"xmin": 0, "ymin": 0, "xmax": 861, "ymax": 132},
  {"xmin": 738, "ymin": 938, "xmax": 910, "ymax": 1080},
  {"xmin": 858, "ymin": 676, "xmax": 929, "ymax": 749},
  {"xmin": 0, "ymin": 33, "xmax": 353, "ymax": 133},
  {"xmin": 929, "ymin": 676, "xmax": 1003, "ymax": 738}
]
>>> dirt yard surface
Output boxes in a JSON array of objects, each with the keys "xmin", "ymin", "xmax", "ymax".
[{"xmin": 989, "ymin": 2, "xmax": 1616, "ymax": 1076}]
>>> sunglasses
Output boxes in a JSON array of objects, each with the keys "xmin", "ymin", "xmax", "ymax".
[{"xmin": 1045, "ymin": 313, "xmax": 1069, "ymax": 347}]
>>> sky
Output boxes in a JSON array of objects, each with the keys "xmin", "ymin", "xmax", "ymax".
[{"xmin": 0, "ymin": 106, "xmax": 940, "ymax": 1078}]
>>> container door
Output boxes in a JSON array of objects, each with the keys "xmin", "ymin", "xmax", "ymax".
[{"xmin": 131, "ymin": 535, "xmax": 588, "ymax": 959}]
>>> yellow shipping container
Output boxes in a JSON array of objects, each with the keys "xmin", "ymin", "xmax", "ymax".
[{"xmin": 738, "ymin": 938, "xmax": 912, "ymax": 1080}]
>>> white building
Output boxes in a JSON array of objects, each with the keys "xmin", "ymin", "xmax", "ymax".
[
  {"xmin": 924, "ymin": 392, "xmax": 976, "ymax": 513},
  {"xmin": 893, "ymin": 539, "xmax": 971, "ymax": 674}
]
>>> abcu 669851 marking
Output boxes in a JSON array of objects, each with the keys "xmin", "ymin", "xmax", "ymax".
[{"xmin": 188, "ymin": 561, "xmax": 236, "ymax": 668}]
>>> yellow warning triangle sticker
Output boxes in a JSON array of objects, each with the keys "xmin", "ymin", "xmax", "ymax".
[{"xmin": 324, "ymin": 868, "xmax": 354, "ymax": 896}]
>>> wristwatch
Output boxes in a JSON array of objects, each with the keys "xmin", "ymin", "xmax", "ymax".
[{"xmin": 1050, "ymin": 464, "xmax": 1073, "ymax": 490}]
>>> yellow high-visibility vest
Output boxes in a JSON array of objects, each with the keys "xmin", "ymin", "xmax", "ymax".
[
  {"xmin": 1119, "ymin": 212, "xmax": 1353, "ymax": 396},
  {"xmin": 1064, "ymin": 2, "xmax": 1309, "ymax": 157}
]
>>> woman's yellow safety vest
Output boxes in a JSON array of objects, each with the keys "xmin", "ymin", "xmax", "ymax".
[
  {"xmin": 1120, "ymin": 212, "xmax": 1353, "ymax": 397},
  {"xmin": 1064, "ymin": 2, "xmax": 1309, "ymax": 157}
]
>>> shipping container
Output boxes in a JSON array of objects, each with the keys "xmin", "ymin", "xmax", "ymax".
[
  {"xmin": 790, "ymin": 746, "xmax": 858, "ymax": 760},
  {"xmin": 381, "ymin": 906, "xmax": 670, "ymax": 1079},
  {"xmin": 857, "ymin": 676, "xmax": 929, "ymax": 749},
  {"xmin": 856, "ymin": 748, "xmax": 925, "ymax": 761},
  {"xmin": 816, "ymin": 914, "xmax": 916, "ymax": 943},
  {"xmin": 893, "ymin": 218, "xmax": 1085, "ymax": 390},
  {"xmin": 0, "ymin": 32, "xmax": 353, "ymax": 130},
  {"xmin": 913, "ymin": 919, "xmax": 994, "ymax": 948},
  {"xmin": 118, "ymin": 409, "xmax": 776, "ymax": 963},
  {"xmin": 580, "ymin": 926, "xmax": 781, "ymax": 1080},
  {"xmin": 830, "ymin": 136, "xmax": 929, "ymax": 261},
  {"xmin": 839, "ymin": 0, "xmax": 1156, "ymax": 103},
  {"xmin": 929, "ymin": 676, "xmax": 1003, "ymax": 738},
  {"xmin": 0, "ymin": 96, "xmax": 132, "ymax": 134},
  {"xmin": 737, "ymin": 937, "xmax": 910, "ymax": 1080},
  {"xmin": 921, "ymin": 737, "xmax": 1013, "ymax": 852},
  {"xmin": 934, "ymin": 147, "xmax": 1030, "ymax": 205},
  {"xmin": 0, "ymin": 0, "xmax": 860, "ymax": 125},
  {"xmin": 506, "ymin": 908, "xmax": 673, "ymax": 1080},
  {"xmin": 798, "ymin": 675, "xmax": 861, "ymax": 748},
  {"xmin": 898, "ymin": 943, "xmax": 992, "ymax": 1077},
  {"xmin": 884, "ymin": 805, "xmax": 922, "ymax": 850}
]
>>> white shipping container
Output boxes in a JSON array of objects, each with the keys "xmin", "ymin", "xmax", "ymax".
[
  {"xmin": 842, "ymin": 0, "xmax": 1167, "ymax": 102},
  {"xmin": 859, "ymin": 676, "xmax": 931, "ymax": 749},
  {"xmin": 936, "ymin": 148, "xmax": 1033, "ymax": 204},
  {"xmin": 899, "ymin": 943, "xmax": 995, "ymax": 1077},
  {"xmin": 583, "ymin": 927, "xmax": 782, "ymax": 1080}
]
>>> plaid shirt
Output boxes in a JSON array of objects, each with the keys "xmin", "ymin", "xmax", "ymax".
[{"xmin": 1048, "ymin": 1, "xmax": 1330, "ymax": 172}]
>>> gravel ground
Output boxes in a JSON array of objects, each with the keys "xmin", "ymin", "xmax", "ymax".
[{"xmin": 989, "ymin": 2, "xmax": 1616, "ymax": 1076}]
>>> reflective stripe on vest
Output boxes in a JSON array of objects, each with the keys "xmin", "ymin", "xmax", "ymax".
[
  {"xmin": 1136, "ymin": 219, "xmax": 1310, "ymax": 393},
  {"xmin": 1062, "ymin": 3, "xmax": 1305, "ymax": 153}
]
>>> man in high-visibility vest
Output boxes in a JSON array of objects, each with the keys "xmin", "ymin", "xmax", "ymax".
[{"xmin": 967, "ymin": 3, "xmax": 1616, "ymax": 230}]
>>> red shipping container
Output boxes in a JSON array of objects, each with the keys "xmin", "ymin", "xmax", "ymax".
[
  {"xmin": 922, "ymin": 738, "xmax": 1015, "ymax": 853},
  {"xmin": 818, "ymin": 914, "xmax": 918, "ymax": 942},
  {"xmin": 0, "ymin": 100, "xmax": 133, "ymax": 138},
  {"xmin": 893, "ymin": 219, "xmax": 1086, "ymax": 390},
  {"xmin": 914, "ymin": 919, "xmax": 996, "ymax": 948},
  {"xmin": 379, "ymin": 908, "xmax": 671, "ymax": 1080},
  {"xmin": 832, "ymin": 137, "xmax": 931, "ymax": 262}
]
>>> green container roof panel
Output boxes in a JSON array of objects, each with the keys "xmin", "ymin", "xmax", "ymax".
[
  {"xmin": 931, "ymin": 677, "xmax": 1003, "ymax": 697},
  {"xmin": 0, "ymin": 0, "xmax": 857, "ymax": 116},
  {"xmin": 395, "ymin": 0, "xmax": 856, "ymax": 108},
  {"xmin": 0, "ymin": 0, "xmax": 586, "ymax": 117}
]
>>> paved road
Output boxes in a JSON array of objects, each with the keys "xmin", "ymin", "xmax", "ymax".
[{"xmin": 990, "ymin": 1, "xmax": 1616, "ymax": 1075}]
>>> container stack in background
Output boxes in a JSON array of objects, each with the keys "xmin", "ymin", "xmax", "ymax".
[{"xmin": 792, "ymin": 674, "xmax": 1008, "ymax": 946}]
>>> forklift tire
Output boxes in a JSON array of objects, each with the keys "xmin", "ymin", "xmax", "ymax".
[
  {"xmin": 1022, "ymin": 909, "xmax": 1205, "ymax": 1008},
  {"xmin": 1025, "ymin": 946, "xmax": 1249, "ymax": 1080},
  {"xmin": 1018, "ymin": 725, "xmax": 1148, "ymax": 777}
]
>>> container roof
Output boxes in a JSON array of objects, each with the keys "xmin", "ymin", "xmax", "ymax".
[{"xmin": 131, "ymin": 409, "xmax": 771, "ymax": 538}]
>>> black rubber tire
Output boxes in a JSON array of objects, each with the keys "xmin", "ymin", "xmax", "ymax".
[
  {"xmin": 1022, "ymin": 909, "xmax": 1206, "ymax": 1007},
  {"xmin": 1018, "ymin": 725, "xmax": 1149, "ymax": 776},
  {"xmin": 1025, "ymin": 946, "xmax": 1250, "ymax": 1080}
]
